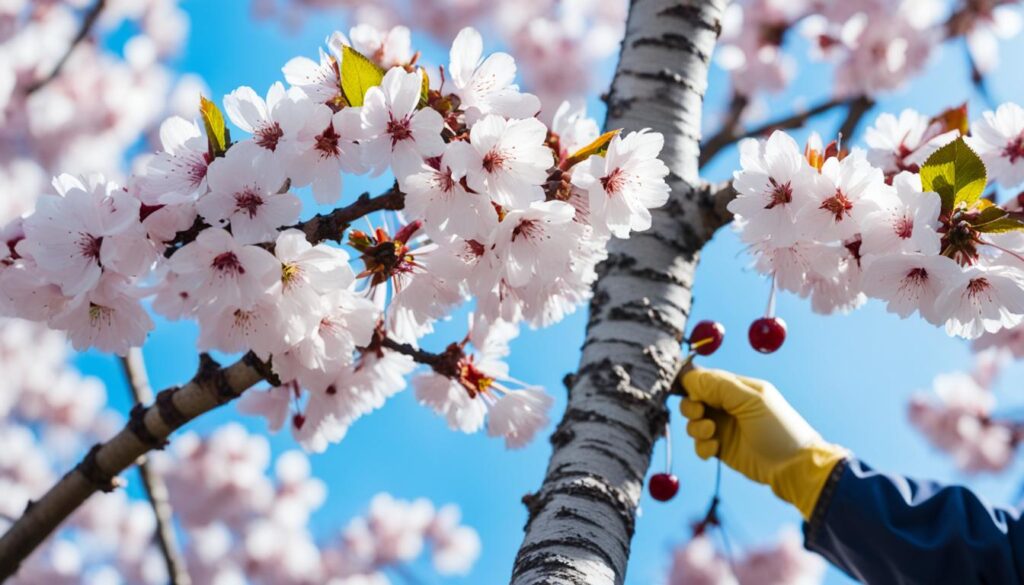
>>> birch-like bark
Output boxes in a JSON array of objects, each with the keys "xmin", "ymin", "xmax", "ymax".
[{"xmin": 511, "ymin": 1, "xmax": 728, "ymax": 583}]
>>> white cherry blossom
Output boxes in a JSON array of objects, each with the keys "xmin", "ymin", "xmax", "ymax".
[
  {"xmin": 860, "ymin": 171, "xmax": 942, "ymax": 256},
  {"xmin": 358, "ymin": 67, "xmax": 446, "ymax": 178},
  {"xmin": 571, "ymin": 129, "xmax": 671, "ymax": 239},
  {"xmin": 936, "ymin": 265, "xmax": 1024, "ymax": 339},
  {"xmin": 968, "ymin": 102, "xmax": 1024, "ymax": 188},
  {"xmin": 450, "ymin": 114, "xmax": 551, "ymax": 209},
  {"xmin": 726, "ymin": 131, "xmax": 818, "ymax": 247},
  {"xmin": 448, "ymin": 27, "xmax": 540, "ymax": 120}
]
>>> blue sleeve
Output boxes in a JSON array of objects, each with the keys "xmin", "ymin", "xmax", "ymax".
[{"xmin": 803, "ymin": 459, "xmax": 1024, "ymax": 584}]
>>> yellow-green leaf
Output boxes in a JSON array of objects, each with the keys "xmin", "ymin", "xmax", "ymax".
[
  {"xmin": 920, "ymin": 136, "xmax": 987, "ymax": 213},
  {"xmin": 199, "ymin": 95, "xmax": 230, "ymax": 157},
  {"xmin": 418, "ymin": 67, "xmax": 430, "ymax": 108},
  {"xmin": 340, "ymin": 46, "xmax": 385, "ymax": 108},
  {"xmin": 563, "ymin": 129, "xmax": 621, "ymax": 169}
]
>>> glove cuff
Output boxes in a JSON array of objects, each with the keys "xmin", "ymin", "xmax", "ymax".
[{"xmin": 770, "ymin": 442, "xmax": 848, "ymax": 520}]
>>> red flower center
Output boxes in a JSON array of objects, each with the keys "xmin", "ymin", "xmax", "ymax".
[
  {"xmin": 820, "ymin": 189, "xmax": 854, "ymax": 221},
  {"xmin": 211, "ymin": 251, "xmax": 246, "ymax": 275}
]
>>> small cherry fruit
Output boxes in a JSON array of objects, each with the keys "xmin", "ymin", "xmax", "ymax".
[
  {"xmin": 689, "ymin": 320, "xmax": 725, "ymax": 356},
  {"xmin": 749, "ymin": 317, "xmax": 787, "ymax": 354},
  {"xmin": 649, "ymin": 472, "xmax": 680, "ymax": 502}
]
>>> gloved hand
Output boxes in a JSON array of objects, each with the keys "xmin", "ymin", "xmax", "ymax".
[{"xmin": 679, "ymin": 367, "xmax": 847, "ymax": 520}]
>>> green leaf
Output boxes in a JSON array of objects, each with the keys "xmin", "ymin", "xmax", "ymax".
[
  {"xmin": 199, "ymin": 95, "xmax": 230, "ymax": 158},
  {"xmin": 339, "ymin": 46, "xmax": 385, "ymax": 107},
  {"xmin": 976, "ymin": 208, "xmax": 1024, "ymax": 233},
  {"xmin": 919, "ymin": 136, "xmax": 987, "ymax": 213},
  {"xmin": 563, "ymin": 129, "xmax": 621, "ymax": 169}
]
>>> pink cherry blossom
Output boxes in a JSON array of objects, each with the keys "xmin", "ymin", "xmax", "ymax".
[
  {"xmin": 168, "ymin": 227, "xmax": 281, "ymax": 315},
  {"xmin": 864, "ymin": 108, "xmax": 959, "ymax": 177},
  {"xmin": 141, "ymin": 116, "xmax": 212, "ymax": 204},
  {"xmin": 199, "ymin": 142, "xmax": 301, "ymax": 245},
  {"xmin": 20, "ymin": 174, "xmax": 152, "ymax": 297}
]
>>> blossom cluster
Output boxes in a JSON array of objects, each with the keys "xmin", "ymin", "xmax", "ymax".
[
  {"xmin": 717, "ymin": 0, "xmax": 1020, "ymax": 98},
  {"xmin": 0, "ymin": 27, "xmax": 671, "ymax": 451},
  {"xmin": 157, "ymin": 424, "xmax": 480, "ymax": 584},
  {"xmin": 729, "ymin": 102, "xmax": 1024, "ymax": 340},
  {"xmin": 908, "ymin": 349, "xmax": 1018, "ymax": 473},
  {"xmin": 668, "ymin": 529, "xmax": 826, "ymax": 585},
  {"xmin": 250, "ymin": 0, "xmax": 627, "ymax": 111}
]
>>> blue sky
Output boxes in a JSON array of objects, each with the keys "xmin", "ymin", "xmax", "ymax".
[{"xmin": 77, "ymin": 2, "xmax": 1024, "ymax": 583}]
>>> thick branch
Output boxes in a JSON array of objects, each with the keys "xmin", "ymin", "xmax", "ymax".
[
  {"xmin": 119, "ymin": 349, "xmax": 191, "ymax": 585},
  {"xmin": 26, "ymin": 0, "xmax": 106, "ymax": 94},
  {"xmin": 697, "ymin": 180, "xmax": 738, "ymax": 237},
  {"xmin": 700, "ymin": 95, "xmax": 861, "ymax": 167},
  {"xmin": 299, "ymin": 185, "xmax": 405, "ymax": 244},
  {"xmin": 0, "ymin": 352, "xmax": 270, "ymax": 579},
  {"xmin": 511, "ymin": 1, "xmax": 727, "ymax": 583},
  {"xmin": 162, "ymin": 185, "xmax": 405, "ymax": 257}
]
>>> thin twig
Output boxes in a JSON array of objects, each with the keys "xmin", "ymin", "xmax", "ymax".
[
  {"xmin": 699, "ymin": 96, "xmax": 860, "ymax": 168},
  {"xmin": 119, "ymin": 349, "xmax": 191, "ymax": 585},
  {"xmin": 698, "ymin": 93, "xmax": 751, "ymax": 168},
  {"xmin": 26, "ymin": 0, "xmax": 107, "ymax": 94}
]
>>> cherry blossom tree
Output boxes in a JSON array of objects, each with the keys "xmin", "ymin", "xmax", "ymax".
[{"xmin": 4, "ymin": 0, "xmax": 1024, "ymax": 584}]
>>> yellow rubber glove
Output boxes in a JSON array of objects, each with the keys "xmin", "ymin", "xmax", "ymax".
[{"xmin": 680, "ymin": 368, "xmax": 847, "ymax": 520}]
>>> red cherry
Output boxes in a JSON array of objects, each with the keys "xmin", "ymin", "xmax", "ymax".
[
  {"xmin": 648, "ymin": 472, "xmax": 680, "ymax": 502},
  {"xmin": 748, "ymin": 317, "xmax": 787, "ymax": 354},
  {"xmin": 688, "ymin": 320, "xmax": 725, "ymax": 356}
]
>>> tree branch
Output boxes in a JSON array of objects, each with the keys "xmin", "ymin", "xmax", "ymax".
[
  {"xmin": 837, "ymin": 95, "xmax": 875, "ymax": 148},
  {"xmin": 26, "ymin": 0, "xmax": 107, "ymax": 94},
  {"xmin": 299, "ymin": 185, "xmax": 405, "ymax": 244},
  {"xmin": 0, "ymin": 352, "xmax": 271, "ymax": 579},
  {"xmin": 700, "ymin": 95, "xmax": 862, "ymax": 167},
  {"xmin": 698, "ymin": 93, "xmax": 751, "ymax": 168},
  {"xmin": 697, "ymin": 180, "xmax": 739, "ymax": 238},
  {"xmin": 162, "ymin": 185, "xmax": 406, "ymax": 258},
  {"xmin": 119, "ymin": 349, "xmax": 191, "ymax": 585}
]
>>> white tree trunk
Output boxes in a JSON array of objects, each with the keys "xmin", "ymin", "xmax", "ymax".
[{"xmin": 511, "ymin": 1, "xmax": 727, "ymax": 583}]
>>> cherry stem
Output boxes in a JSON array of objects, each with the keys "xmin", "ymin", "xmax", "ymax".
[
  {"xmin": 766, "ymin": 272, "xmax": 778, "ymax": 318},
  {"xmin": 984, "ymin": 240, "xmax": 1024, "ymax": 265},
  {"xmin": 664, "ymin": 421, "xmax": 673, "ymax": 475},
  {"xmin": 690, "ymin": 337, "xmax": 714, "ymax": 351}
]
